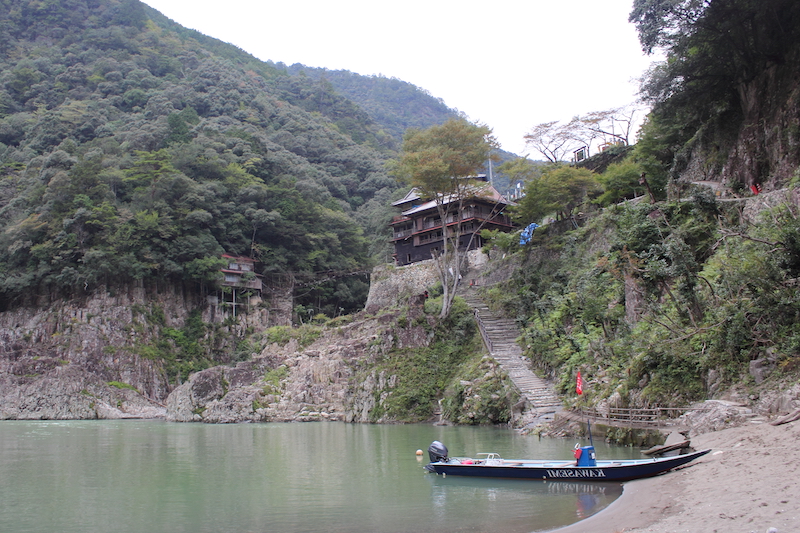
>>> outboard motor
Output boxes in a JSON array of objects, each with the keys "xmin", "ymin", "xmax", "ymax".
[{"xmin": 428, "ymin": 440, "xmax": 449, "ymax": 463}]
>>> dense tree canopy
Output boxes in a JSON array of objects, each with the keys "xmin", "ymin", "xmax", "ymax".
[
  {"xmin": 631, "ymin": 0, "xmax": 799, "ymax": 111},
  {"xmin": 0, "ymin": 0, "xmax": 417, "ymax": 313},
  {"xmin": 630, "ymin": 0, "xmax": 800, "ymax": 187},
  {"xmin": 512, "ymin": 166, "xmax": 601, "ymax": 224},
  {"xmin": 394, "ymin": 119, "xmax": 497, "ymax": 198}
]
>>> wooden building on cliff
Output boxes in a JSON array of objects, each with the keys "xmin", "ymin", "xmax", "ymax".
[
  {"xmin": 390, "ymin": 175, "xmax": 515, "ymax": 266},
  {"xmin": 219, "ymin": 254, "xmax": 263, "ymax": 318},
  {"xmin": 207, "ymin": 255, "xmax": 292, "ymax": 326},
  {"xmin": 220, "ymin": 254, "xmax": 263, "ymax": 291}
]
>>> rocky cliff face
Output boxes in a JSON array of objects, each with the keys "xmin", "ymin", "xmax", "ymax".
[
  {"xmin": 0, "ymin": 270, "xmax": 437, "ymax": 422},
  {"xmin": 679, "ymin": 49, "xmax": 800, "ymax": 191},
  {"xmin": 163, "ymin": 256, "xmax": 461, "ymax": 423},
  {"xmin": 0, "ymin": 261, "xmax": 493, "ymax": 424},
  {"xmin": 364, "ymin": 261, "xmax": 439, "ymax": 313},
  {"xmin": 365, "ymin": 251, "xmax": 491, "ymax": 312},
  {"xmin": 165, "ymin": 307, "xmax": 434, "ymax": 423},
  {"xmin": 0, "ymin": 282, "xmax": 284, "ymax": 419}
]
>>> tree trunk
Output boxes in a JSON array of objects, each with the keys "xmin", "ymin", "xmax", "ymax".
[{"xmin": 624, "ymin": 268, "xmax": 645, "ymax": 324}]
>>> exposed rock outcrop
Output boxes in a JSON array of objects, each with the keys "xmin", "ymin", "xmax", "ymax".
[
  {"xmin": 0, "ymin": 282, "xmax": 277, "ymax": 420},
  {"xmin": 364, "ymin": 261, "xmax": 438, "ymax": 313},
  {"xmin": 164, "ymin": 310, "xmax": 435, "ymax": 423},
  {"xmin": 0, "ymin": 364, "xmax": 166, "ymax": 419},
  {"xmin": 0, "ymin": 262, "xmax": 509, "ymax": 424},
  {"xmin": 677, "ymin": 49, "xmax": 800, "ymax": 192}
]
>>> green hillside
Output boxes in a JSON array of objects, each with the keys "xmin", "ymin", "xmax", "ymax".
[
  {"xmin": 1, "ymin": 0, "xmax": 800, "ymax": 421},
  {"xmin": 475, "ymin": 0, "xmax": 800, "ymax": 410},
  {"xmin": 0, "ymin": 0, "xmax": 406, "ymax": 313},
  {"xmin": 282, "ymin": 64, "xmax": 459, "ymax": 142}
]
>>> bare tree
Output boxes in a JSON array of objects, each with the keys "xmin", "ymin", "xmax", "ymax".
[
  {"xmin": 578, "ymin": 105, "xmax": 643, "ymax": 149},
  {"xmin": 524, "ymin": 105, "xmax": 645, "ymax": 162},
  {"xmin": 523, "ymin": 121, "xmax": 578, "ymax": 163}
]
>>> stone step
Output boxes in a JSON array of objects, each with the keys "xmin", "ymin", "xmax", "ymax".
[{"xmin": 460, "ymin": 286, "xmax": 563, "ymax": 419}]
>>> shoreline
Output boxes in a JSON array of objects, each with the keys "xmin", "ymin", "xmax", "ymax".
[
  {"xmin": 552, "ymin": 471, "xmax": 678, "ymax": 533},
  {"xmin": 552, "ymin": 418, "xmax": 800, "ymax": 532}
]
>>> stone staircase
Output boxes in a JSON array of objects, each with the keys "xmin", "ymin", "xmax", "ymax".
[{"xmin": 460, "ymin": 287, "xmax": 562, "ymax": 424}]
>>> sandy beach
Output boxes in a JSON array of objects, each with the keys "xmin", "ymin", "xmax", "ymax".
[{"xmin": 554, "ymin": 417, "xmax": 800, "ymax": 533}]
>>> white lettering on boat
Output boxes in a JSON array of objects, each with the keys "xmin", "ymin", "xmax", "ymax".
[{"xmin": 545, "ymin": 469, "xmax": 607, "ymax": 478}]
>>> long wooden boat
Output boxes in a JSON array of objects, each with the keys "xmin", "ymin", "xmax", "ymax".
[{"xmin": 423, "ymin": 441, "xmax": 710, "ymax": 482}]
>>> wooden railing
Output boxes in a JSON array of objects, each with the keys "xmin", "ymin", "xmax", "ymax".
[
  {"xmin": 576, "ymin": 406, "xmax": 711, "ymax": 428},
  {"xmin": 415, "ymin": 213, "xmax": 513, "ymax": 235},
  {"xmin": 417, "ymin": 233, "xmax": 443, "ymax": 245},
  {"xmin": 474, "ymin": 309, "xmax": 493, "ymax": 353},
  {"xmin": 391, "ymin": 228, "xmax": 413, "ymax": 240}
]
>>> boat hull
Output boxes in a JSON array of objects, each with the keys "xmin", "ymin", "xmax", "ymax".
[{"xmin": 425, "ymin": 449, "xmax": 710, "ymax": 482}]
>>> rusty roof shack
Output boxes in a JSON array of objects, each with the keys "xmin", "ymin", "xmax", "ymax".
[{"xmin": 390, "ymin": 175, "xmax": 515, "ymax": 266}]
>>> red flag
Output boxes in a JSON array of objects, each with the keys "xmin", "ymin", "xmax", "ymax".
[{"xmin": 576, "ymin": 371, "xmax": 583, "ymax": 395}]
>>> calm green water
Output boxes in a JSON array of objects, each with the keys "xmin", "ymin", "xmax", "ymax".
[{"xmin": 0, "ymin": 421, "xmax": 637, "ymax": 533}]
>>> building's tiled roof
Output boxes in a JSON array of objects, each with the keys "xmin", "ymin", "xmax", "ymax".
[
  {"xmin": 401, "ymin": 182, "xmax": 514, "ymax": 217},
  {"xmin": 391, "ymin": 187, "xmax": 422, "ymax": 207}
]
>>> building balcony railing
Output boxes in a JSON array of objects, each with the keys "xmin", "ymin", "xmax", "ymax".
[
  {"xmin": 417, "ymin": 233, "xmax": 443, "ymax": 246},
  {"xmin": 411, "ymin": 213, "xmax": 513, "ymax": 236},
  {"xmin": 452, "ymin": 211, "xmax": 513, "ymax": 226},
  {"xmin": 421, "ymin": 219, "xmax": 442, "ymax": 230},
  {"xmin": 391, "ymin": 228, "xmax": 413, "ymax": 240}
]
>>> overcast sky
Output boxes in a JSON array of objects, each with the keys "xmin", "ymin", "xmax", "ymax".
[{"xmin": 141, "ymin": 0, "xmax": 658, "ymax": 155}]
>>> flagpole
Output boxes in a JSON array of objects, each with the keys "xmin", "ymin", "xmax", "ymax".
[{"xmin": 577, "ymin": 371, "xmax": 594, "ymax": 448}]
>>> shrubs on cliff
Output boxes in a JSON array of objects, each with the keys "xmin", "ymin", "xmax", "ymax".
[
  {"xmin": 631, "ymin": 0, "xmax": 800, "ymax": 189},
  {"xmin": 441, "ymin": 355, "xmax": 519, "ymax": 425},
  {"xmin": 488, "ymin": 191, "xmax": 800, "ymax": 408},
  {"xmin": 365, "ymin": 296, "xmax": 515, "ymax": 423}
]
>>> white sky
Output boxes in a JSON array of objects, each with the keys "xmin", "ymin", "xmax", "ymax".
[{"xmin": 142, "ymin": 0, "xmax": 658, "ymax": 155}]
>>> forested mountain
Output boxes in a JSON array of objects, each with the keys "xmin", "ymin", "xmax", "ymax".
[
  {"xmin": 281, "ymin": 64, "xmax": 460, "ymax": 142},
  {"xmin": 3, "ymin": 0, "xmax": 800, "ymax": 424},
  {"xmin": 0, "ymin": 0, "xmax": 437, "ymax": 313}
]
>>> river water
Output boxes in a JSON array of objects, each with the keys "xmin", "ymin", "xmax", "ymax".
[{"xmin": 0, "ymin": 420, "xmax": 638, "ymax": 533}]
